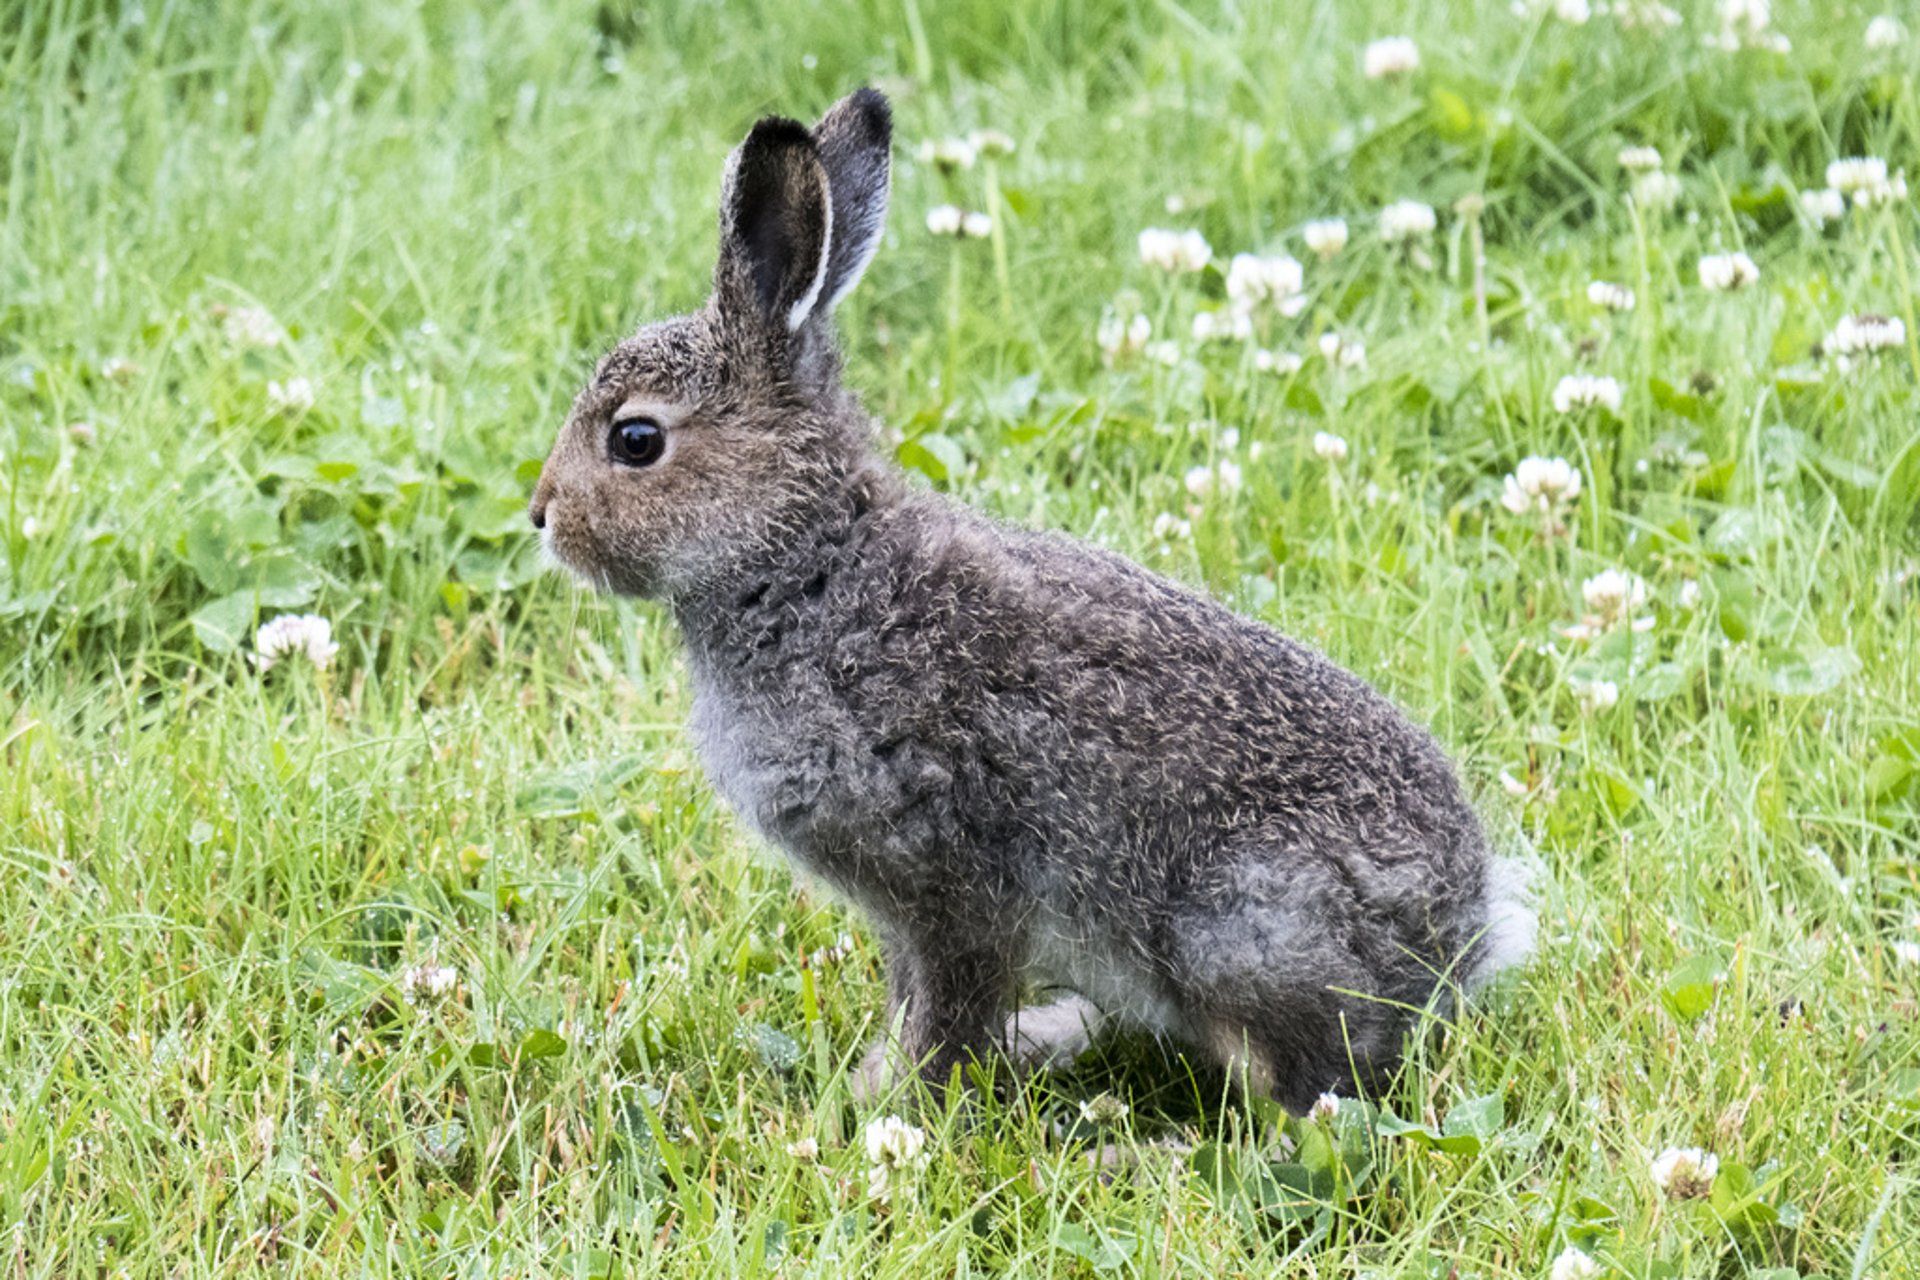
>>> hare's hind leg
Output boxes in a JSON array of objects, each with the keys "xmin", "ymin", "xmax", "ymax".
[{"xmin": 1174, "ymin": 857, "xmax": 1408, "ymax": 1113}]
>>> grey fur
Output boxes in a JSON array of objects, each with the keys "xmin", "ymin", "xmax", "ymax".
[{"xmin": 529, "ymin": 89, "xmax": 1533, "ymax": 1113}]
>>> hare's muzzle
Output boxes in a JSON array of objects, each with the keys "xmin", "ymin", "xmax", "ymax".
[{"xmin": 527, "ymin": 473, "xmax": 553, "ymax": 530}]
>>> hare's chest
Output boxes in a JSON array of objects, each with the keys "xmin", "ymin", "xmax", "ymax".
[
  {"xmin": 685, "ymin": 677, "xmax": 816, "ymax": 842},
  {"xmin": 686, "ymin": 667, "xmax": 957, "ymax": 908}
]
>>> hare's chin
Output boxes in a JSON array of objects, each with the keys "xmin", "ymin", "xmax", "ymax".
[{"xmin": 538, "ymin": 527, "xmax": 613, "ymax": 594}]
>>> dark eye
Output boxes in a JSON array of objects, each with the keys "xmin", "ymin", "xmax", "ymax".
[{"xmin": 609, "ymin": 417, "xmax": 666, "ymax": 467}]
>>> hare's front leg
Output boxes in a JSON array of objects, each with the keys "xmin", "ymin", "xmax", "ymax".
[{"xmin": 852, "ymin": 931, "xmax": 1011, "ymax": 1102}]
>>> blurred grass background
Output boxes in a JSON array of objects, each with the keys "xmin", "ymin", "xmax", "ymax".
[{"xmin": 1, "ymin": 1, "xmax": 1917, "ymax": 1275}]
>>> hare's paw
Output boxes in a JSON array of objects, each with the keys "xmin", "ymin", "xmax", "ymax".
[
  {"xmin": 1005, "ymin": 992, "xmax": 1107, "ymax": 1072},
  {"xmin": 850, "ymin": 1034, "xmax": 905, "ymax": 1104}
]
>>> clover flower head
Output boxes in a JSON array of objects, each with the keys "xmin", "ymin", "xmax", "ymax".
[
  {"xmin": 1650, "ymin": 1146, "xmax": 1719, "ymax": 1199},
  {"xmin": 254, "ymin": 613, "xmax": 340, "ymax": 672},
  {"xmin": 1363, "ymin": 36, "xmax": 1421, "ymax": 79},
  {"xmin": 1139, "ymin": 227, "xmax": 1213, "ymax": 273},
  {"xmin": 1697, "ymin": 251, "xmax": 1760, "ymax": 292}
]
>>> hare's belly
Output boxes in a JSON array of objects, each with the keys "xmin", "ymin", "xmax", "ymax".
[{"xmin": 1019, "ymin": 908, "xmax": 1182, "ymax": 1036}]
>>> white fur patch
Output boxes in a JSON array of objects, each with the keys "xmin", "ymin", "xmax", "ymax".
[
  {"xmin": 822, "ymin": 204, "xmax": 885, "ymax": 312},
  {"xmin": 1005, "ymin": 992, "xmax": 1108, "ymax": 1071},
  {"xmin": 785, "ymin": 198, "xmax": 833, "ymax": 332},
  {"xmin": 1470, "ymin": 855, "xmax": 1538, "ymax": 985}
]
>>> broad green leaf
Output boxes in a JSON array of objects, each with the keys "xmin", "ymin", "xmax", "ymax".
[
  {"xmin": 898, "ymin": 433, "xmax": 967, "ymax": 483},
  {"xmin": 1750, "ymin": 644, "xmax": 1860, "ymax": 697},
  {"xmin": 519, "ymin": 1028, "xmax": 567, "ymax": 1059},
  {"xmin": 1661, "ymin": 953, "xmax": 1726, "ymax": 1020},
  {"xmin": 1052, "ymin": 1221, "xmax": 1137, "ymax": 1272}
]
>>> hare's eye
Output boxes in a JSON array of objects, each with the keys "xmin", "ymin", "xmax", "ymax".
[{"xmin": 609, "ymin": 417, "xmax": 666, "ymax": 467}]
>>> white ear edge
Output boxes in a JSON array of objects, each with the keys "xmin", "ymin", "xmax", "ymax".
[
  {"xmin": 784, "ymin": 199, "xmax": 834, "ymax": 332},
  {"xmin": 822, "ymin": 207, "xmax": 884, "ymax": 312}
]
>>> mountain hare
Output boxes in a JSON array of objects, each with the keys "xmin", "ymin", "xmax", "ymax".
[{"xmin": 530, "ymin": 89, "xmax": 1532, "ymax": 1112}]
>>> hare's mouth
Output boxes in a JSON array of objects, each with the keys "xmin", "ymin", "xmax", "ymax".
[
  {"xmin": 537, "ymin": 523, "xmax": 613, "ymax": 595},
  {"xmin": 538, "ymin": 520, "xmax": 667, "ymax": 600}
]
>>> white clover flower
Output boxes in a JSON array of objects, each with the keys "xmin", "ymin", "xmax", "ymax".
[
  {"xmin": 1192, "ymin": 309, "xmax": 1255, "ymax": 343},
  {"xmin": 1379, "ymin": 199, "xmax": 1438, "ymax": 244},
  {"xmin": 926, "ymin": 204, "xmax": 964, "ymax": 236},
  {"xmin": 1587, "ymin": 280, "xmax": 1636, "ymax": 312},
  {"xmin": 1893, "ymin": 940, "xmax": 1920, "ymax": 965},
  {"xmin": 1184, "ymin": 459, "xmax": 1243, "ymax": 499},
  {"xmin": 101, "ymin": 356, "xmax": 142, "ymax": 384},
  {"xmin": 1501, "ymin": 456, "xmax": 1584, "ymax": 519},
  {"xmin": 1678, "ymin": 578, "xmax": 1702, "ymax": 611},
  {"xmin": 1822, "ymin": 158, "xmax": 1906, "ymax": 209},
  {"xmin": 1138, "ymin": 227, "xmax": 1213, "ymax": 273},
  {"xmin": 1629, "ymin": 170, "xmax": 1683, "ymax": 213},
  {"xmin": 1363, "ymin": 36, "xmax": 1421, "ymax": 79},
  {"xmin": 1616, "ymin": 1, "xmax": 1683, "ymax": 30},
  {"xmin": 1551, "ymin": 1246, "xmax": 1601, "ymax": 1280},
  {"xmin": 1866, "ymin": 15, "xmax": 1907, "ymax": 50},
  {"xmin": 1312, "ymin": 431, "xmax": 1349, "ymax": 462},
  {"xmin": 1302, "ymin": 217, "xmax": 1349, "ymax": 261},
  {"xmin": 1851, "ymin": 169, "xmax": 1909, "ymax": 210},
  {"xmin": 1824, "ymin": 313, "xmax": 1906, "ymax": 359},
  {"xmin": 966, "ymin": 128, "xmax": 1016, "ymax": 158},
  {"xmin": 254, "ymin": 613, "xmax": 340, "ymax": 672},
  {"xmin": 1253, "ymin": 348, "xmax": 1305, "ymax": 375},
  {"xmin": 927, "ymin": 206, "xmax": 991, "ymax": 238},
  {"xmin": 1077, "ymin": 1093, "xmax": 1130, "ymax": 1126},
  {"xmin": 1145, "ymin": 340, "xmax": 1183, "ymax": 366},
  {"xmin": 1563, "ymin": 569, "xmax": 1655, "ymax": 640},
  {"xmin": 1583, "ymin": 568, "xmax": 1649, "ymax": 621},
  {"xmin": 1697, "ymin": 251, "xmax": 1759, "ymax": 292},
  {"xmin": 1552, "ymin": 374, "xmax": 1623, "ymax": 415},
  {"xmin": 267, "ymin": 376, "xmax": 315, "ymax": 417},
  {"xmin": 1827, "ymin": 156, "xmax": 1889, "ymax": 195},
  {"xmin": 785, "ymin": 1137, "xmax": 820, "ymax": 1161},
  {"xmin": 1799, "ymin": 188, "xmax": 1847, "ymax": 226},
  {"xmin": 1226, "ymin": 253, "xmax": 1306, "ymax": 314},
  {"xmin": 220, "ymin": 305, "xmax": 283, "ymax": 349},
  {"xmin": 1650, "ymin": 1146, "xmax": 1719, "ymax": 1199},
  {"xmin": 397, "ymin": 961, "xmax": 458, "ymax": 1003},
  {"xmin": 1518, "ymin": 0, "xmax": 1592, "ymax": 23},
  {"xmin": 1097, "ymin": 310, "xmax": 1152, "ymax": 359},
  {"xmin": 1499, "ymin": 769, "xmax": 1531, "ymax": 798},
  {"xmin": 1617, "ymin": 145, "xmax": 1664, "ymax": 173},
  {"xmin": 863, "ymin": 1115, "xmax": 930, "ymax": 1201},
  {"xmin": 1711, "ymin": 0, "xmax": 1790, "ymax": 52},
  {"xmin": 916, "ymin": 136, "xmax": 976, "ymax": 172},
  {"xmin": 1309, "ymin": 1093, "xmax": 1341, "ymax": 1122},
  {"xmin": 1571, "ymin": 677, "xmax": 1620, "ymax": 715},
  {"xmin": 1151, "ymin": 511, "xmax": 1192, "ymax": 540},
  {"xmin": 1318, "ymin": 331, "xmax": 1366, "ymax": 369}
]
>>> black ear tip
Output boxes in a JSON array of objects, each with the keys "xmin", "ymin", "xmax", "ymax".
[
  {"xmin": 847, "ymin": 86, "xmax": 892, "ymax": 124},
  {"xmin": 821, "ymin": 87, "xmax": 891, "ymax": 146},
  {"xmin": 742, "ymin": 114, "xmax": 816, "ymax": 153}
]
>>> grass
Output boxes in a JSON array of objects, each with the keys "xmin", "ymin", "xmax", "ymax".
[{"xmin": 2, "ymin": 0, "xmax": 1918, "ymax": 1274}]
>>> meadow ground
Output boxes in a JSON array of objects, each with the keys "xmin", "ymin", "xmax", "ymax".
[{"xmin": 3, "ymin": 0, "xmax": 1919, "ymax": 1275}]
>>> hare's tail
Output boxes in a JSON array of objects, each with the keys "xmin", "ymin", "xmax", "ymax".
[{"xmin": 1466, "ymin": 853, "xmax": 1537, "ymax": 988}]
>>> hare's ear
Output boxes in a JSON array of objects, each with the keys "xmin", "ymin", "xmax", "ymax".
[
  {"xmin": 714, "ymin": 117, "xmax": 833, "ymax": 333},
  {"xmin": 810, "ymin": 87, "xmax": 892, "ymax": 312}
]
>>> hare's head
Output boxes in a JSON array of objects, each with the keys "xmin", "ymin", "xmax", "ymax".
[{"xmin": 530, "ymin": 89, "xmax": 892, "ymax": 599}]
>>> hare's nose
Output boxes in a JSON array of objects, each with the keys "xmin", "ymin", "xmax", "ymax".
[{"xmin": 529, "ymin": 472, "xmax": 553, "ymax": 530}]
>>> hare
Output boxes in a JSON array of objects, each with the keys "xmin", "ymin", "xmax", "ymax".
[{"xmin": 529, "ymin": 88, "xmax": 1533, "ymax": 1113}]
